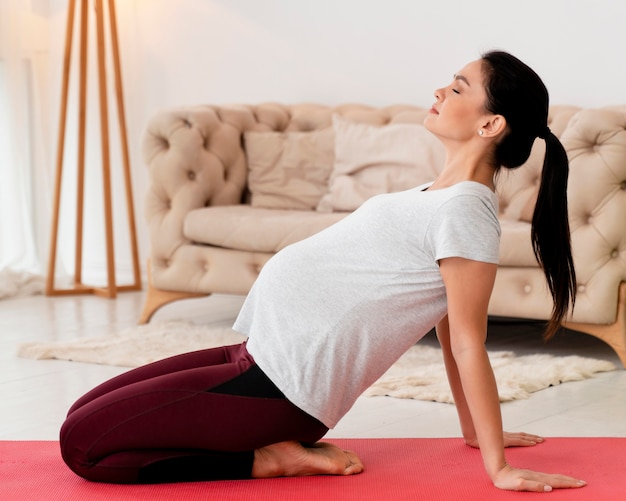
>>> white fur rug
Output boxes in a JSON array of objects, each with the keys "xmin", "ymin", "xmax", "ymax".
[{"xmin": 18, "ymin": 320, "xmax": 616, "ymax": 404}]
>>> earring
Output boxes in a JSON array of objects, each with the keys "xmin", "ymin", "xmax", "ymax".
[{"xmin": 478, "ymin": 130, "xmax": 484, "ymax": 136}]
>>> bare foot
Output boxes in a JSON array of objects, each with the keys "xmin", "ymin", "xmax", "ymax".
[{"xmin": 252, "ymin": 441, "xmax": 364, "ymax": 478}]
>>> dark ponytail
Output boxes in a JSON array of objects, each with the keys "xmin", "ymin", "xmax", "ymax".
[
  {"xmin": 531, "ymin": 132, "xmax": 577, "ymax": 339},
  {"xmin": 481, "ymin": 51, "xmax": 576, "ymax": 340}
]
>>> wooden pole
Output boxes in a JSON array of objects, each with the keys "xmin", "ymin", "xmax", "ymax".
[
  {"xmin": 93, "ymin": 0, "xmax": 117, "ymax": 298},
  {"xmin": 107, "ymin": 0, "xmax": 142, "ymax": 291},
  {"xmin": 74, "ymin": 0, "xmax": 88, "ymax": 285},
  {"xmin": 46, "ymin": 0, "xmax": 76, "ymax": 296},
  {"xmin": 46, "ymin": 0, "xmax": 142, "ymax": 297}
]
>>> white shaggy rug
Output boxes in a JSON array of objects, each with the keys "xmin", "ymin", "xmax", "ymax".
[{"xmin": 18, "ymin": 320, "xmax": 616, "ymax": 404}]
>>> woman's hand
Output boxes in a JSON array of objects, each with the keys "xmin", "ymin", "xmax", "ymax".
[
  {"xmin": 466, "ymin": 431, "xmax": 545, "ymax": 449},
  {"xmin": 493, "ymin": 464, "xmax": 586, "ymax": 492}
]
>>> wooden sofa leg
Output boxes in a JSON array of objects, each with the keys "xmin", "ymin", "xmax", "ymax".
[
  {"xmin": 564, "ymin": 282, "xmax": 626, "ymax": 368},
  {"xmin": 138, "ymin": 284, "xmax": 208, "ymax": 324},
  {"xmin": 138, "ymin": 261, "xmax": 208, "ymax": 323},
  {"xmin": 138, "ymin": 286, "xmax": 209, "ymax": 324}
]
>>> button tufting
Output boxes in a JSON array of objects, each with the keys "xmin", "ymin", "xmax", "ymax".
[
  {"xmin": 523, "ymin": 284, "xmax": 532, "ymax": 294},
  {"xmin": 187, "ymin": 171, "xmax": 196, "ymax": 181},
  {"xmin": 578, "ymin": 284, "xmax": 586, "ymax": 293},
  {"xmin": 611, "ymin": 249, "xmax": 619, "ymax": 259},
  {"xmin": 621, "ymin": 180, "xmax": 626, "ymax": 190}
]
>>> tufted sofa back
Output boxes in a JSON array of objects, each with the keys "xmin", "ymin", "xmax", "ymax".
[
  {"xmin": 143, "ymin": 103, "xmax": 626, "ymax": 324},
  {"xmin": 143, "ymin": 103, "xmax": 590, "ymax": 220},
  {"xmin": 142, "ymin": 103, "xmax": 432, "ymax": 208}
]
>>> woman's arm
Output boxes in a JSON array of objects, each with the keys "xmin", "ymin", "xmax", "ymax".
[
  {"xmin": 435, "ymin": 315, "xmax": 477, "ymax": 444},
  {"xmin": 436, "ymin": 317, "xmax": 542, "ymax": 449},
  {"xmin": 438, "ymin": 257, "xmax": 586, "ymax": 492},
  {"xmin": 438, "ymin": 257, "xmax": 505, "ymax": 476}
]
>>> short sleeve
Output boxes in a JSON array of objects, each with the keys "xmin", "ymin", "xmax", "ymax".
[{"xmin": 424, "ymin": 194, "xmax": 501, "ymax": 264}]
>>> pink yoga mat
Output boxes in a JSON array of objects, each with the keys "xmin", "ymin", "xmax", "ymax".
[{"xmin": 1, "ymin": 438, "xmax": 623, "ymax": 500}]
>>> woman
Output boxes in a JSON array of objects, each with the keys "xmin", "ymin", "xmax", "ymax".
[{"xmin": 60, "ymin": 51, "xmax": 585, "ymax": 492}]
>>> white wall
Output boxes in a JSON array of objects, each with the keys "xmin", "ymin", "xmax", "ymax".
[{"xmin": 44, "ymin": 0, "xmax": 626, "ymax": 283}]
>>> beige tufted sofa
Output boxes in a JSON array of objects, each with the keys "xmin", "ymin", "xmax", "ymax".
[{"xmin": 140, "ymin": 103, "xmax": 626, "ymax": 366}]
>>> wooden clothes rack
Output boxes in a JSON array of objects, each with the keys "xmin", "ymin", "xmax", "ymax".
[{"xmin": 46, "ymin": 0, "xmax": 141, "ymax": 298}]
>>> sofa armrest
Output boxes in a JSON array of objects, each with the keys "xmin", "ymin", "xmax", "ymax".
[
  {"xmin": 142, "ymin": 105, "xmax": 251, "ymax": 279},
  {"xmin": 562, "ymin": 107, "xmax": 626, "ymax": 323}
]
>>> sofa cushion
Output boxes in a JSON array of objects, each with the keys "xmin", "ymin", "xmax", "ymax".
[
  {"xmin": 498, "ymin": 219, "xmax": 537, "ymax": 267},
  {"xmin": 316, "ymin": 115, "xmax": 444, "ymax": 212},
  {"xmin": 184, "ymin": 205, "xmax": 347, "ymax": 253},
  {"xmin": 244, "ymin": 129, "xmax": 334, "ymax": 210},
  {"xmin": 186, "ymin": 207, "xmax": 537, "ymax": 266},
  {"xmin": 186, "ymin": 208, "xmax": 538, "ymax": 266}
]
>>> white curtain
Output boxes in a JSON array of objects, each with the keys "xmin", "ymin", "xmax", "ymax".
[{"xmin": 0, "ymin": 0, "xmax": 50, "ymax": 298}]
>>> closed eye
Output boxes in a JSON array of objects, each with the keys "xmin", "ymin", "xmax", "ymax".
[{"xmin": 452, "ymin": 89, "xmax": 460, "ymax": 94}]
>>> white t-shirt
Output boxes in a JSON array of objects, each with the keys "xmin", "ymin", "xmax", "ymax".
[{"xmin": 234, "ymin": 181, "xmax": 500, "ymax": 428}]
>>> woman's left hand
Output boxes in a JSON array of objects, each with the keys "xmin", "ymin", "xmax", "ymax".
[{"xmin": 466, "ymin": 431, "xmax": 545, "ymax": 449}]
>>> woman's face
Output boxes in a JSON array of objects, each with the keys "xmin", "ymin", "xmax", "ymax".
[{"xmin": 424, "ymin": 59, "xmax": 493, "ymax": 142}]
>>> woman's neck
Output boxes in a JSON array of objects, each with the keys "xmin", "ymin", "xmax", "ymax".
[{"xmin": 429, "ymin": 143, "xmax": 496, "ymax": 192}]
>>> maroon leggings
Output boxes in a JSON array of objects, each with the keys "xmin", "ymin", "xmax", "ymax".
[{"xmin": 60, "ymin": 342, "xmax": 328, "ymax": 483}]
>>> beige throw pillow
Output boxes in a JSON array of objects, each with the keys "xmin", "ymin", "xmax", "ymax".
[
  {"xmin": 317, "ymin": 115, "xmax": 444, "ymax": 212},
  {"xmin": 245, "ymin": 129, "xmax": 334, "ymax": 210}
]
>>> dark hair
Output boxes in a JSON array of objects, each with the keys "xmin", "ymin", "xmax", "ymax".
[{"xmin": 480, "ymin": 50, "xmax": 576, "ymax": 340}]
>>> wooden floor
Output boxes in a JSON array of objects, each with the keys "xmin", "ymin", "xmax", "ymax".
[{"xmin": 1, "ymin": 292, "xmax": 625, "ymax": 440}]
